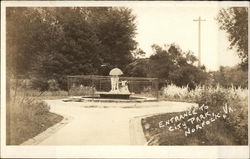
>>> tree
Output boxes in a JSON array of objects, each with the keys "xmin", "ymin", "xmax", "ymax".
[
  {"xmin": 212, "ymin": 65, "xmax": 248, "ymax": 88},
  {"xmin": 88, "ymin": 7, "xmax": 137, "ymax": 70},
  {"xmin": 131, "ymin": 48, "xmax": 146, "ymax": 59},
  {"xmin": 148, "ymin": 44, "xmax": 177, "ymax": 79},
  {"xmin": 6, "ymin": 8, "xmax": 46, "ymax": 77},
  {"xmin": 6, "ymin": 7, "xmax": 137, "ymax": 90},
  {"xmin": 148, "ymin": 44, "xmax": 208, "ymax": 88},
  {"xmin": 124, "ymin": 58, "xmax": 149, "ymax": 77},
  {"xmin": 216, "ymin": 7, "xmax": 248, "ymax": 70}
]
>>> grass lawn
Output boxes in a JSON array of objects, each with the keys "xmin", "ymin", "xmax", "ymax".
[
  {"xmin": 142, "ymin": 84, "xmax": 248, "ymax": 145},
  {"xmin": 7, "ymin": 110, "xmax": 63, "ymax": 145},
  {"xmin": 141, "ymin": 106, "xmax": 247, "ymax": 145},
  {"xmin": 18, "ymin": 89, "xmax": 69, "ymax": 100},
  {"xmin": 6, "ymin": 88, "xmax": 65, "ymax": 145}
]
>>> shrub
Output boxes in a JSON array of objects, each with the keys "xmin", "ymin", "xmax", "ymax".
[
  {"xmin": 196, "ymin": 87, "xmax": 228, "ymax": 111},
  {"xmin": 161, "ymin": 83, "xmax": 191, "ymax": 101},
  {"xmin": 11, "ymin": 96, "xmax": 50, "ymax": 119},
  {"xmin": 30, "ymin": 77, "xmax": 49, "ymax": 91},
  {"xmin": 7, "ymin": 84, "xmax": 63, "ymax": 145},
  {"xmin": 159, "ymin": 84, "xmax": 248, "ymax": 145},
  {"xmin": 69, "ymin": 85, "xmax": 96, "ymax": 96},
  {"xmin": 57, "ymin": 76, "xmax": 68, "ymax": 91},
  {"xmin": 48, "ymin": 79, "xmax": 60, "ymax": 91}
]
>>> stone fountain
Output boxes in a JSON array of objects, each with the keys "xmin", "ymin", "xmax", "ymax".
[
  {"xmin": 65, "ymin": 68, "xmax": 158, "ymax": 103},
  {"xmin": 97, "ymin": 68, "xmax": 132, "ymax": 99}
]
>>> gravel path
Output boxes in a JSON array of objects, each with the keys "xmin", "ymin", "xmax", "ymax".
[{"xmin": 38, "ymin": 100, "xmax": 197, "ymax": 145}]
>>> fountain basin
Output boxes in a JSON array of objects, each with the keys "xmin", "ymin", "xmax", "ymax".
[
  {"xmin": 96, "ymin": 91, "xmax": 131, "ymax": 99},
  {"xmin": 63, "ymin": 96, "xmax": 157, "ymax": 103}
]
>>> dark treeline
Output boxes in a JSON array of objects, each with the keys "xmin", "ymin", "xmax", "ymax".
[
  {"xmin": 211, "ymin": 65, "xmax": 248, "ymax": 88},
  {"xmin": 6, "ymin": 7, "xmax": 248, "ymax": 91},
  {"xmin": 125, "ymin": 44, "xmax": 208, "ymax": 89},
  {"xmin": 7, "ymin": 7, "xmax": 137, "ymax": 90}
]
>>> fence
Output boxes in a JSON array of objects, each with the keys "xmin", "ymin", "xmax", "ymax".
[{"xmin": 67, "ymin": 75, "xmax": 159, "ymax": 98}]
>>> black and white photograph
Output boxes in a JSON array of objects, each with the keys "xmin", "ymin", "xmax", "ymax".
[{"xmin": 1, "ymin": 1, "xmax": 249, "ymax": 158}]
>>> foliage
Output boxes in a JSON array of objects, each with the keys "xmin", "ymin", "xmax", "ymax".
[
  {"xmin": 48, "ymin": 79, "xmax": 60, "ymax": 91},
  {"xmin": 125, "ymin": 44, "xmax": 209, "ymax": 89},
  {"xmin": 142, "ymin": 109, "xmax": 237, "ymax": 145},
  {"xmin": 211, "ymin": 65, "xmax": 248, "ymax": 88},
  {"xmin": 124, "ymin": 58, "xmax": 149, "ymax": 77},
  {"xmin": 89, "ymin": 7, "xmax": 137, "ymax": 70},
  {"xmin": 6, "ymin": 8, "xmax": 43, "ymax": 77},
  {"xmin": 30, "ymin": 77, "xmax": 49, "ymax": 91},
  {"xmin": 6, "ymin": 7, "xmax": 137, "ymax": 90},
  {"xmin": 131, "ymin": 48, "xmax": 146, "ymax": 59},
  {"xmin": 145, "ymin": 84, "xmax": 248, "ymax": 145},
  {"xmin": 224, "ymin": 99, "xmax": 248, "ymax": 144},
  {"xmin": 195, "ymin": 85, "xmax": 248, "ymax": 145},
  {"xmin": 161, "ymin": 83, "xmax": 189, "ymax": 101},
  {"xmin": 148, "ymin": 44, "xmax": 208, "ymax": 88},
  {"xmin": 69, "ymin": 85, "xmax": 97, "ymax": 96},
  {"xmin": 24, "ymin": 89, "xmax": 68, "ymax": 99},
  {"xmin": 216, "ymin": 7, "xmax": 248, "ymax": 70},
  {"xmin": 161, "ymin": 83, "xmax": 248, "ymax": 103},
  {"xmin": 196, "ymin": 86, "xmax": 231, "ymax": 111},
  {"xmin": 6, "ymin": 85, "xmax": 63, "ymax": 145}
]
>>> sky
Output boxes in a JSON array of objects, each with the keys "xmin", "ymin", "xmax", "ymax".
[{"xmin": 131, "ymin": 7, "xmax": 241, "ymax": 71}]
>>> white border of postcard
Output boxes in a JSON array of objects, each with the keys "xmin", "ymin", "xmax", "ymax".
[{"xmin": 1, "ymin": 1, "xmax": 249, "ymax": 158}]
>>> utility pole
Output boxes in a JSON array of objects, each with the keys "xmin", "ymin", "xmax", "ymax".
[{"xmin": 193, "ymin": 16, "xmax": 206, "ymax": 67}]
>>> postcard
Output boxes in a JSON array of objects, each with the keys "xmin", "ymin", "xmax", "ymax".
[{"xmin": 1, "ymin": 1, "xmax": 249, "ymax": 158}]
